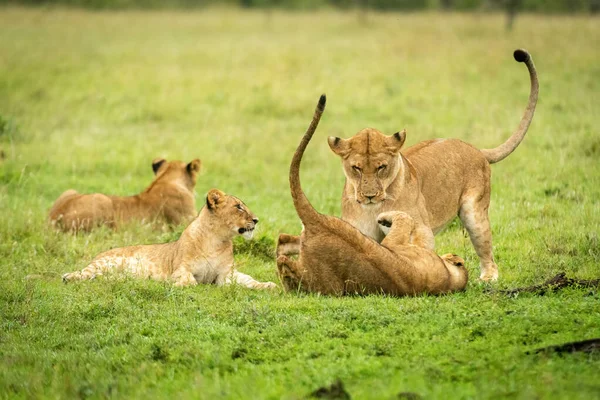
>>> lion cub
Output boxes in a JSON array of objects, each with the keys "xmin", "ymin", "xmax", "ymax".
[
  {"xmin": 49, "ymin": 158, "xmax": 201, "ymax": 232},
  {"xmin": 62, "ymin": 189, "xmax": 277, "ymax": 289},
  {"xmin": 276, "ymin": 95, "xmax": 467, "ymax": 296}
]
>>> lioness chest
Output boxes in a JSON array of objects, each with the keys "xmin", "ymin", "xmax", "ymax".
[{"xmin": 186, "ymin": 252, "xmax": 234, "ymax": 284}]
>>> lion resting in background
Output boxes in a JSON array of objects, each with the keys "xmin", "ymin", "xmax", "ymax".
[
  {"xmin": 63, "ymin": 189, "xmax": 276, "ymax": 290},
  {"xmin": 49, "ymin": 158, "xmax": 201, "ymax": 232},
  {"xmin": 276, "ymin": 95, "xmax": 467, "ymax": 296}
]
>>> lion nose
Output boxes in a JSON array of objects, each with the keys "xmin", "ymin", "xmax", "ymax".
[
  {"xmin": 365, "ymin": 195, "xmax": 375, "ymax": 201},
  {"xmin": 252, "ymin": 218, "xmax": 259, "ymax": 224}
]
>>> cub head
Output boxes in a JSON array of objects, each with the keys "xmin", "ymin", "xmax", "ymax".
[
  {"xmin": 328, "ymin": 128, "xmax": 406, "ymax": 206},
  {"xmin": 205, "ymin": 189, "xmax": 258, "ymax": 240},
  {"xmin": 151, "ymin": 157, "xmax": 201, "ymax": 191}
]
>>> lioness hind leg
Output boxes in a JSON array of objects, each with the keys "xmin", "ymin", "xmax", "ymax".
[
  {"xmin": 459, "ymin": 196, "xmax": 498, "ymax": 281},
  {"xmin": 276, "ymin": 233, "xmax": 301, "ymax": 257}
]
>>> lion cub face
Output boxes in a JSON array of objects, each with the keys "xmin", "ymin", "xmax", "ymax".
[
  {"xmin": 205, "ymin": 189, "xmax": 258, "ymax": 239},
  {"xmin": 328, "ymin": 128, "xmax": 406, "ymax": 206},
  {"xmin": 151, "ymin": 158, "xmax": 201, "ymax": 191}
]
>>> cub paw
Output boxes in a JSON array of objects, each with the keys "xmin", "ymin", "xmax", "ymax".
[
  {"xmin": 261, "ymin": 281, "xmax": 278, "ymax": 290},
  {"xmin": 62, "ymin": 272, "xmax": 79, "ymax": 283},
  {"xmin": 441, "ymin": 253, "xmax": 465, "ymax": 268},
  {"xmin": 276, "ymin": 233, "xmax": 300, "ymax": 257}
]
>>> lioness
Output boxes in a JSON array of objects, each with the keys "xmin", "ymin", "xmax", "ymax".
[
  {"xmin": 326, "ymin": 49, "xmax": 539, "ymax": 281},
  {"xmin": 49, "ymin": 158, "xmax": 201, "ymax": 232},
  {"xmin": 63, "ymin": 189, "xmax": 277, "ymax": 289},
  {"xmin": 276, "ymin": 95, "xmax": 467, "ymax": 296}
]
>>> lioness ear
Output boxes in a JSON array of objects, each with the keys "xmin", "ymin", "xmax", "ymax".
[
  {"xmin": 385, "ymin": 129, "xmax": 406, "ymax": 153},
  {"xmin": 186, "ymin": 159, "xmax": 201, "ymax": 175},
  {"xmin": 152, "ymin": 158, "xmax": 166, "ymax": 174},
  {"xmin": 206, "ymin": 189, "xmax": 225, "ymax": 210},
  {"xmin": 328, "ymin": 136, "xmax": 350, "ymax": 157}
]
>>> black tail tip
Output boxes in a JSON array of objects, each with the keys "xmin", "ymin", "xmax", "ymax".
[
  {"xmin": 513, "ymin": 49, "xmax": 530, "ymax": 63},
  {"xmin": 318, "ymin": 94, "xmax": 326, "ymax": 110}
]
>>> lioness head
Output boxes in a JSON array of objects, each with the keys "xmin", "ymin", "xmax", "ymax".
[
  {"xmin": 151, "ymin": 158, "xmax": 201, "ymax": 191},
  {"xmin": 328, "ymin": 128, "xmax": 406, "ymax": 206},
  {"xmin": 205, "ymin": 189, "xmax": 259, "ymax": 240}
]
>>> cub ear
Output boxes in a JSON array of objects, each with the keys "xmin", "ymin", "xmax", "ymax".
[
  {"xmin": 385, "ymin": 129, "xmax": 406, "ymax": 153},
  {"xmin": 328, "ymin": 136, "xmax": 350, "ymax": 157},
  {"xmin": 186, "ymin": 159, "xmax": 201, "ymax": 175},
  {"xmin": 152, "ymin": 158, "xmax": 166, "ymax": 174},
  {"xmin": 206, "ymin": 189, "xmax": 226, "ymax": 210}
]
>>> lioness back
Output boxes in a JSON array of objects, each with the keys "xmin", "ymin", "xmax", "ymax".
[
  {"xmin": 48, "ymin": 158, "xmax": 201, "ymax": 232},
  {"xmin": 403, "ymin": 138, "xmax": 490, "ymax": 231}
]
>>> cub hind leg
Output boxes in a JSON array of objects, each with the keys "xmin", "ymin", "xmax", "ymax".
[
  {"xmin": 62, "ymin": 261, "xmax": 104, "ymax": 283},
  {"xmin": 276, "ymin": 255, "xmax": 303, "ymax": 291},
  {"xmin": 276, "ymin": 233, "xmax": 301, "ymax": 257}
]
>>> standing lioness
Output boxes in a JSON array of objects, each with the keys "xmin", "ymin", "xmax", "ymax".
[
  {"xmin": 49, "ymin": 158, "xmax": 201, "ymax": 232},
  {"xmin": 63, "ymin": 189, "xmax": 276, "ymax": 290},
  {"xmin": 277, "ymin": 95, "xmax": 468, "ymax": 296},
  {"xmin": 327, "ymin": 50, "xmax": 538, "ymax": 281}
]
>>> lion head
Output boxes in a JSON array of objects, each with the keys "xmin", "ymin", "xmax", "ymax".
[
  {"xmin": 150, "ymin": 158, "xmax": 201, "ymax": 192},
  {"xmin": 205, "ymin": 189, "xmax": 259, "ymax": 240},
  {"xmin": 328, "ymin": 128, "xmax": 406, "ymax": 206}
]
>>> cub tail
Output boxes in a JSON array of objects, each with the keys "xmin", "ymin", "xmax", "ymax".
[{"xmin": 289, "ymin": 94, "xmax": 327, "ymax": 225}]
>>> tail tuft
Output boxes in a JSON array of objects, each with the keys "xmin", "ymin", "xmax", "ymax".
[
  {"xmin": 513, "ymin": 49, "xmax": 530, "ymax": 63},
  {"xmin": 318, "ymin": 94, "xmax": 327, "ymax": 111}
]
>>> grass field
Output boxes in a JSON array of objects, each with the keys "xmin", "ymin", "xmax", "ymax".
[{"xmin": 1, "ymin": 7, "xmax": 599, "ymax": 399}]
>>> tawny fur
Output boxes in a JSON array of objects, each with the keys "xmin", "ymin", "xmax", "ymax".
[
  {"xmin": 49, "ymin": 158, "xmax": 201, "ymax": 232},
  {"xmin": 276, "ymin": 95, "xmax": 468, "ymax": 297},
  {"xmin": 325, "ymin": 49, "xmax": 538, "ymax": 281},
  {"xmin": 63, "ymin": 189, "xmax": 276, "ymax": 290}
]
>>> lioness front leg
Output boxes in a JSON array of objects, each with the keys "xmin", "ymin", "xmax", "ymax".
[
  {"xmin": 459, "ymin": 195, "xmax": 498, "ymax": 281},
  {"xmin": 277, "ymin": 233, "xmax": 301, "ymax": 257}
]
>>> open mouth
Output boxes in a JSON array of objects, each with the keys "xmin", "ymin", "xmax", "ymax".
[{"xmin": 239, "ymin": 227, "xmax": 255, "ymax": 240}]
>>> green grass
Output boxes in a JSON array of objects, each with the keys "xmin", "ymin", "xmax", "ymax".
[{"xmin": 1, "ymin": 7, "xmax": 599, "ymax": 399}]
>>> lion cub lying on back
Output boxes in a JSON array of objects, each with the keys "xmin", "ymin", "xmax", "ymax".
[
  {"xmin": 63, "ymin": 189, "xmax": 277, "ymax": 289},
  {"xmin": 276, "ymin": 96, "xmax": 467, "ymax": 296},
  {"xmin": 49, "ymin": 158, "xmax": 201, "ymax": 232}
]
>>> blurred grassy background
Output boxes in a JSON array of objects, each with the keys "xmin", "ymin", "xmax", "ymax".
[{"xmin": 0, "ymin": 6, "xmax": 599, "ymax": 399}]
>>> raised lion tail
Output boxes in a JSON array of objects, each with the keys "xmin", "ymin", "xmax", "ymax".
[
  {"xmin": 481, "ymin": 49, "xmax": 539, "ymax": 164},
  {"xmin": 289, "ymin": 94, "xmax": 326, "ymax": 225}
]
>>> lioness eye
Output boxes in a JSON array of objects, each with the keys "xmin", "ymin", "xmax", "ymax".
[
  {"xmin": 378, "ymin": 165, "xmax": 387, "ymax": 171},
  {"xmin": 236, "ymin": 204, "xmax": 243, "ymax": 211},
  {"xmin": 352, "ymin": 166, "xmax": 361, "ymax": 173}
]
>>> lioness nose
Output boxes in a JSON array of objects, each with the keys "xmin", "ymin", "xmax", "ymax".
[
  {"xmin": 252, "ymin": 218, "xmax": 259, "ymax": 224},
  {"xmin": 366, "ymin": 195, "xmax": 375, "ymax": 200}
]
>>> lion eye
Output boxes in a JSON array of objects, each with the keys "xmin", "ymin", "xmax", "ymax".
[
  {"xmin": 352, "ymin": 166, "xmax": 362, "ymax": 173},
  {"xmin": 378, "ymin": 165, "xmax": 387, "ymax": 172},
  {"xmin": 236, "ymin": 204, "xmax": 243, "ymax": 211}
]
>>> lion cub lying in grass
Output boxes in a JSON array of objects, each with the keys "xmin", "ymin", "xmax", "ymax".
[
  {"xmin": 276, "ymin": 96, "xmax": 467, "ymax": 296},
  {"xmin": 49, "ymin": 158, "xmax": 201, "ymax": 232},
  {"xmin": 62, "ymin": 189, "xmax": 277, "ymax": 290}
]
